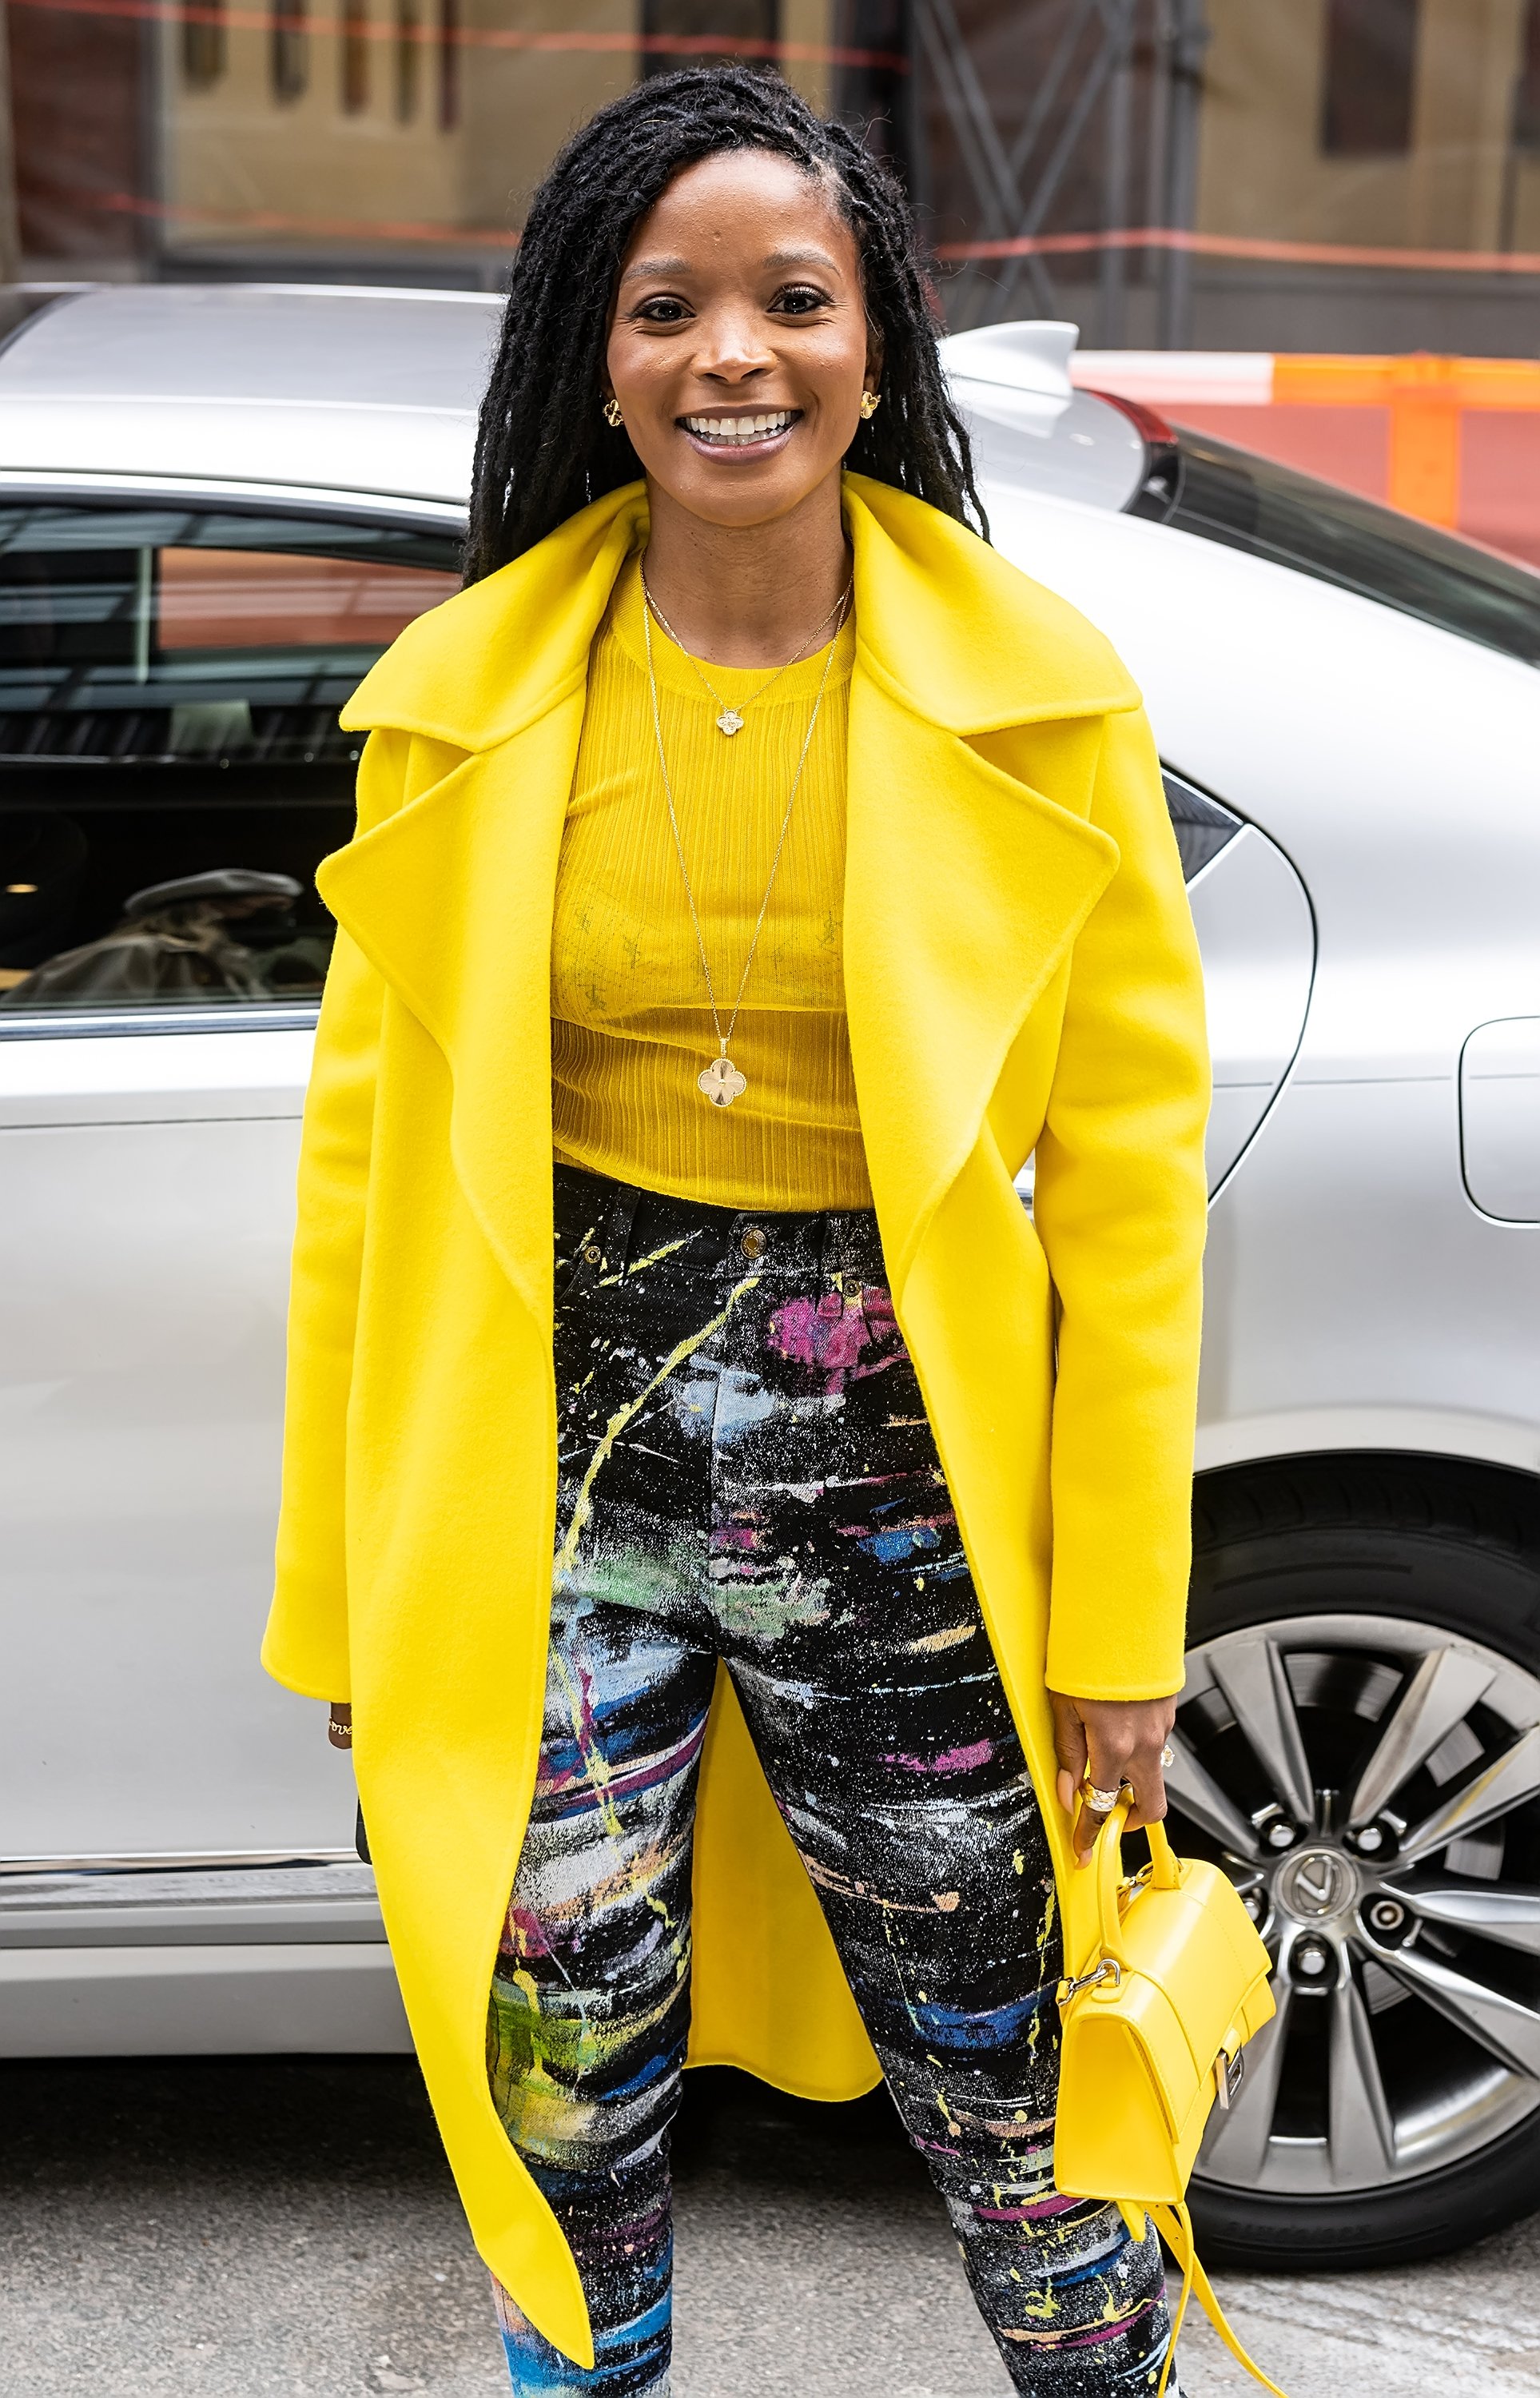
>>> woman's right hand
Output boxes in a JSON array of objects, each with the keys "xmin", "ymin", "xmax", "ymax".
[{"xmin": 327, "ymin": 1701, "xmax": 352, "ymax": 1749}]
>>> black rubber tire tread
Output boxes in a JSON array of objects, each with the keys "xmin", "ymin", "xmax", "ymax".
[{"xmin": 1183, "ymin": 1451, "xmax": 1540, "ymax": 2271}]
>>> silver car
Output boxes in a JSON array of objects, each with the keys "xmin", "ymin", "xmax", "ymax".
[{"xmin": 2, "ymin": 285, "xmax": 1537, "ymax": 2272}]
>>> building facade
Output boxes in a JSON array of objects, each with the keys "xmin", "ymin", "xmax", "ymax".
[{"xmin": 5, "ymin": 1, "xmax": 1540, "ymax": 357}]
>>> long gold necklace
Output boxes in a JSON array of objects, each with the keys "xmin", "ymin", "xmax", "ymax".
[
  {"xmin": 642, "ymin": 571, "xmax": 853, "ymax": 737},
  {"xmin": 640, "ymin": 579, "xmax": 850, "ymax": 1109}
]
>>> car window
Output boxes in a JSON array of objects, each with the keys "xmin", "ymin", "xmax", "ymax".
[
  {"xmin": 1163, "ymin": 769, "xmax": 1241, "ymax": 882},
  {"xmin": 0, "ymin": 504, "xmax": 460, "ymax": 1018},
  {"xmin": 1165, "ymin": 429, "xmax": 1540, "ymax": 670}
]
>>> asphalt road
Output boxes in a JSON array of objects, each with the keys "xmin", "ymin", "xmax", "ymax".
[{"xmin": 2, "ymin": 2055, "xmax": 1538, "ymax": 2397}]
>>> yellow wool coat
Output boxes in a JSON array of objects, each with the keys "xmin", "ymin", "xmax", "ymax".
[{"xmin": 263, "ymin": 474, "xmax": 1210, "ymax": 2368}]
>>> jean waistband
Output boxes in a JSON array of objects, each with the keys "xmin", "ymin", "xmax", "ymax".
[{"xmin": 553, "ymin": 1161, "xmax": 886, "ymax": 1283}]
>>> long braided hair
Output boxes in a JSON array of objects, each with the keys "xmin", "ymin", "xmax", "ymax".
[{"xmin": 464, "ymin": 66, "xmax": 985, "ymax": 583}]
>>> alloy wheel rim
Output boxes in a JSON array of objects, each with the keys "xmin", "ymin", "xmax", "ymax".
[{"xmin": 1172, "ymin": 1611, "xmax": 1540, "ymax": 2195}]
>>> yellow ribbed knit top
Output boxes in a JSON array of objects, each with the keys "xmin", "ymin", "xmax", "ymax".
[{"xmin": 551, "ymin": 552, "xmax": 869, "ymax": 1210}]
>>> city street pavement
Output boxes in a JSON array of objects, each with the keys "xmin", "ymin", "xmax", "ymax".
[{"xmin": 2, "ymin": 2054, "xmax": 1538, "ymax": 2397}]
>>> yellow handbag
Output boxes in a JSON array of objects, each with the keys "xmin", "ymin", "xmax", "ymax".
[{"xmin": 1054, "ymin": 1798, "xmax": 1287, "ymax": 2396}]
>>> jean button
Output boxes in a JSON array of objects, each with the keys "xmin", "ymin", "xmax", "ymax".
[
  {"xmin": 583, "ymin": 1243, "xmax": 603, "ymax": 1266},
  {"xmin": 740, "ymin": 1227, "xmax": 767, "ymax": 1261}
]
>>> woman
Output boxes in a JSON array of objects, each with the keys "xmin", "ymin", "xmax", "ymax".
[{"xmin": 265, "ymin": 65, "xmax": 1209, "ymax": 2398}]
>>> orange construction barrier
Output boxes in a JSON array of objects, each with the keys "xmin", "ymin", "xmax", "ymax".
[{"xmin": 1271, "ymin": 355, "xmax": 1540, "ymax": 528}]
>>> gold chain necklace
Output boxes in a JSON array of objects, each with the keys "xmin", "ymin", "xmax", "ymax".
[
  {"xmin": 640, "ymin": 580, "xmax": 850, "ymax": 1109},
  {"xmin": 641, "ymin": 570, "xmax": 854, "ymax": 737}
]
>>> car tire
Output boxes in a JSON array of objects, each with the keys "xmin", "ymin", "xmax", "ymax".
[{"xmin": 1180, "ymin": 1452, "xmax": 1540, "ymax": 2270}]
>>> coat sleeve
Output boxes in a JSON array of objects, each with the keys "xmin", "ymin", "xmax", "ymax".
[
  {"xmin": 261, "ymin": 735, "xmax": 400, "ymax": 1700},
  {"xmin": 1033, "ymin": 704, "xmax": 1210, "ymax": 1701}
]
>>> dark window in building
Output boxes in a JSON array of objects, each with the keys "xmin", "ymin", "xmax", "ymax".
[
  {"xmin": 182, "ymin": 0, "xmax": 227, "ymax": 91},
  {"xmin": 1320, "ymin": 0, "xmax": 1419, "ymax": 157},
  {"xmin": 641, "ymin": 1, "xmax": 779, "ymax": 78},
  {"xmin": 272, "ymin": 0, "xmax": 308, "ymax": 103},
  {"xmin": 439, "ymin": 0, "xmax": 460, "ymax": 130},
  {"xmin": 341, "ymin": 0, "xmax": 370, "ymax": 113},
  {"xmin": 396, "ymin": 0, "xmax": 421, "ymax": 121},
  {"xmin": 1516, "ymin": 0, "xmax": 1540, "ymax": 149},
  {"xmin": 10, "ymin": 6, "xmax": 151, "ymax": 262},
  {"xmin": 831, "ymin": 1, "xmax": 912, "ymax": 185}
]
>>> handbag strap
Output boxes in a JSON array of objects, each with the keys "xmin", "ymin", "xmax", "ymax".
[
  {"xmin": 1090, "ymin": 1796, "xmax": 1184, "ymax": 1958},
  {"xmin": 1148, "ymin": 2202, "xmax": 1289, "ymax": 2398}
]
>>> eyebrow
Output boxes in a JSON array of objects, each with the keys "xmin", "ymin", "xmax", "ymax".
[{"xmin": 619, "ymin": 245, "xmax": 843, "ymax": 284}]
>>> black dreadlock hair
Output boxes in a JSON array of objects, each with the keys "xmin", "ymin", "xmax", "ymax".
[{"xmin": 464, "ymin": 64, "xmax": 986, "ymax": 583}]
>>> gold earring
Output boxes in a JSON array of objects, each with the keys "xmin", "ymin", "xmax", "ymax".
[
  {"xmin": 858, "ymin": 390, "xmax": 881, "ymax": 420},
  {"xmin": 603, "ymin": 396, "xmax": 624, "ymax": 428}
]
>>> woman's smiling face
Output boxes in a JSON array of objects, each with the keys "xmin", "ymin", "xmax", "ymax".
[{"xmin": 605, "ymin": 148, "xmax": 879, "ymax": 532}]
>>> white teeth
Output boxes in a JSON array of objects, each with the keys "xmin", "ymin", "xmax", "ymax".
[{"xmin": 684, "ymin": 411, "xmax": 794, "ymax": 444}]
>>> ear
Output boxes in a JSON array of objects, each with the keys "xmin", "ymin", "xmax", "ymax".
[{"xmin": 864, "ymin": 323, "xmax": 885, "ymax": 390}]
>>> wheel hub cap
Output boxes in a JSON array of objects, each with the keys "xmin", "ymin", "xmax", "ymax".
[{"xmin": 1275, "ymin": 1844, "xmax": 1359, "ymax": 1922}]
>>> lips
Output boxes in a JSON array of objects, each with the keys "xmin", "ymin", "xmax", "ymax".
[{"xmin": 680, "ymin": 409, "xmax": 798, "ymax": 446}]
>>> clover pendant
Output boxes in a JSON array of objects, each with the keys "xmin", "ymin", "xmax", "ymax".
[
  {"xmin": 698, "ymin": 1054, "xmax": 747, "ymax": 1108},
  {"xmin": 715, "ymin": 708, "xmax": 744, "ymax": 736}
]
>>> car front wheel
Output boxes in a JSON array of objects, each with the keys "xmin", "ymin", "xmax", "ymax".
[{"xmin": 1177, "ymin": 1455, "xmax": 1540, "ymax": 2268}]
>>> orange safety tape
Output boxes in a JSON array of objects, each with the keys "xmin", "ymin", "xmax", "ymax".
[
  {"xmin": 935, "ymin": 225, "xmax": 1540, "ymax": 278},
  {"xmin": 1274, "ymin": 354, "xmax": 1540, "ymax": 410}
]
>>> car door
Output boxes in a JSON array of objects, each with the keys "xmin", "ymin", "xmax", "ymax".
[{"xmin": 0, "ymin": 500, "xmax": 459, "ymax": 1886}]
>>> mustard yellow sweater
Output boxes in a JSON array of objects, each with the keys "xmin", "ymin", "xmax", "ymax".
[{"xmin": 551, "ymin": 553, "xmax": 869, "ymax": 1209}]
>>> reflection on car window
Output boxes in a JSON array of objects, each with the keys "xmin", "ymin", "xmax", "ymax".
[
  {"xmin": 1167, "ymin": 430, "xmax": 1540, "ymax": 669},
  {"xmin": 0, "ymin": 506, "xmax": 460, "ymax": 1014}
]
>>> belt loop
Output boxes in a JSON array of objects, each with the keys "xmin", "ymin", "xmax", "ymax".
[
  {"xmin": 607, "ymin": 1178, "xmax": 643, "ymax": 1275},
  {"xmin": 570, "ymin": 1175, "xmax": 643, "ymax": 1283}
]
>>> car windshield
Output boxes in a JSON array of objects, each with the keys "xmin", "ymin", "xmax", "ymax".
[{"xmin": 1165, "ymin": 428, "xmax": 1540, "ymax": 669}]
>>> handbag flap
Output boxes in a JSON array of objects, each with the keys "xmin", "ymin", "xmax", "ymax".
[{"xmin": 1108, "ymin": 1854, "xmax": 1272, "ymax": 2083}]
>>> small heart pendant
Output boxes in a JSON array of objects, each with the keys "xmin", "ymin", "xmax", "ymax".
[
  {"xmin": 698, "ymin": 1054, "xmax": 747, "ymax": 1108},
  {"xmin": 715, "ymin": 708, "xmax": 744, "ymax": 736}
]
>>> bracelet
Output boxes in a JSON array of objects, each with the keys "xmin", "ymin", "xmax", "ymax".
[{"xmin": 328, "ymin": 1717, "xmax": 352, "ymax": 1740}]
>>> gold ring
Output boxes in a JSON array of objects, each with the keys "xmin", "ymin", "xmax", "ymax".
[
  {"xmin": 1082, "ymin": 1779, "xmax": 1122, "ymax": 1814},
  {"xmin": 1160, "ymin": 1743, "xmax": 1175, "ymax": 1768}
]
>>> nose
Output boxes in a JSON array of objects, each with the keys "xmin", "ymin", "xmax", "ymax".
[{"xmin": 691, "ymin": 301, "xmax": 775, "ymax": 389}]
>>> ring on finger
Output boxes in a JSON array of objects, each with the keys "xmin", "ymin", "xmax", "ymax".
[
  {"xmin": 1081, "ymin": 1778, "xmax": 1124, "ymax": 1814},
  {"xmin": 1160, "ymin": 1743, "xmax": 1175, "ymax": 1768}
]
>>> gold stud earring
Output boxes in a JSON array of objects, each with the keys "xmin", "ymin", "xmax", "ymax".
[
  {"xmin": 603, "ymin": 396, "xmax": 624, "ymax": 428},
  {"xmin": 858, "ymin": 390, "xmax": 881, "ymax": 420}
]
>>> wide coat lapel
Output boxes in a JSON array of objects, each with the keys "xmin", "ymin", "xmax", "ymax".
[
  {"xmin": 838, "ymin": 479, "xmax": 1132, "ymax": 1292},
  {"xmin": 316, "ymin": 486, "xmax": 649, "ymax": 1317}
]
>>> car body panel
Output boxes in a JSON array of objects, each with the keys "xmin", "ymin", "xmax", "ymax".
[
  {"xmin": 0, "ymin": 286, "xmax": 498, "ymax": 502},
  {"xmin": 0, "ymin": 1092, "xmax": 350, "ymax": 1861}
]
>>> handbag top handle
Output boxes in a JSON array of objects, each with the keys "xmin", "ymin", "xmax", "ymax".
[{"xmin": 1094, "ymin": 1797, "xmax": 1182, "ymax": 1958}]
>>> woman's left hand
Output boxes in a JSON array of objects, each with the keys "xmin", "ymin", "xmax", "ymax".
[{"xmin": 1049, "ymin": 1690, "xmax": 1178, "ymax": 1865}]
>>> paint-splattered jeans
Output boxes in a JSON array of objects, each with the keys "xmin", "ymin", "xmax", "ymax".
[{"xmin": 487, "ymin": 1163, "xmax": 1175, "ymax": 2398}]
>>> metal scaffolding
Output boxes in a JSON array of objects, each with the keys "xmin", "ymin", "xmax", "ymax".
[{"xmin": 912, "ymin": 0, "xmax": 1210, "ymax": 345}]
